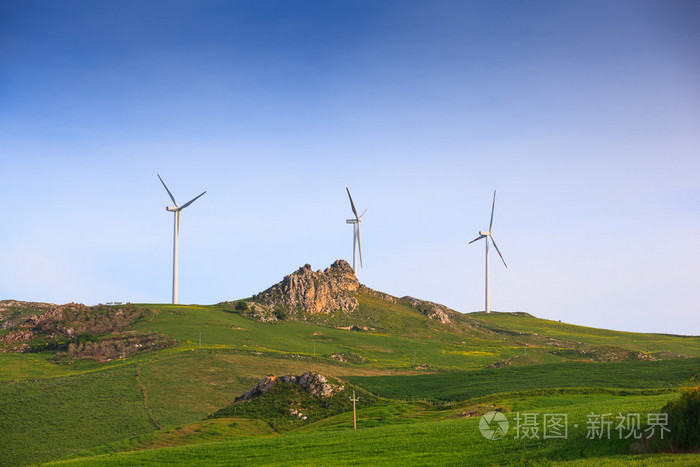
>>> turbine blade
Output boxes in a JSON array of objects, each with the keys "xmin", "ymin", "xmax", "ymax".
[
  {"xmin": 357, "ymin": 223, "xmax": 363, "ymax": 268},
  {"xmin": 469, "ymin": 235, "xmax": 486, "ymax": 244},
  {"xmin": 179, "ymin": 191, "xmax": 206, "ymax": 210},
  {"xmin": 490, "ymin": 234, "xmax": 507, "ymax": 268},
  {"xmin": 346, "ymin": 187, "xmax": 359, "ymax": 218},
  {"xmin": 489, "ymin": 190, "xmax": 496, "ymax": 232},
  {"xmin": 359, "ymin": 208, "xmax": 367, "ymax": 220},
  {"xmin": 158, "ymin": 174, "xmax": 178, "ymax": 207}
]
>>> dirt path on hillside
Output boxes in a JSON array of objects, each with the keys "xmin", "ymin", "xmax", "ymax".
[{"xmin": 136, "ymin": 363, "xmax": 163, "ymax": 430}]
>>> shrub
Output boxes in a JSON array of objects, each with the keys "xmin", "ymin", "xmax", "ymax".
[
  {"xmin": 274, "ymin": 307, "xmax": 287, "ymax": 321},
  {"xmin": 74, "ymin": 332, "xmax": 95, "ymax": 345},
  {"xmin": 234, "ymin": 301, "xmax": 248, "ymax": 312},
  {"xmin": 661, "ymin": 386, "xmax": 700, "ymax": 451}
]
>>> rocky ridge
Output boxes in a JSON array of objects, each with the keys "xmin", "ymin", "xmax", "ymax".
[
  {"xmin": 248, "ymin": 260, "xmax": 359, "ymax": 321},
  {"xmin": 241, "ymin": 260, "xmax": 461, "ymax": 326}
]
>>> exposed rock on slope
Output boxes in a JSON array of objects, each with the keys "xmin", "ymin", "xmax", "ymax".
[
  {"xmin": 0, "ymin": 300, "xmax": 54, "ymax": 329},
  {"xmin": 238, "ymin": 372, "xmax": 344, "ymax": 401},
  {"xmin": 402, "ymin": 296, "xmax": 457, "ymax": 324},
  {"xmin": 249, "ymin": 260, "xmax": 359, "ymax": 321},
  {"xmin": 209, "ymin": 372, "xmax": 377, "ymax": 432},
  {"xmin": 358, "ymin": 284, "xmax": 396, "ymax": 303},
  {"xmin": 0, "ymin": 301, "xmax": 174, "ymax": 359}
]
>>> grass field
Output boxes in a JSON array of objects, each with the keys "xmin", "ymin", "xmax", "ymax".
[
  {"xmin": 2, "ymin": 295, "xmax": 699, "ymax": 466},
  {"xmin": 130, "ymin": 302, "xmax": 515, "ymax": 371},
  {"xmin": 48, "ymin": 393, "xmax": 697, "ymax": 466},
  {"xmin": 61, "ymin": 417, "xmax": 276, "ymax": 459},
  {"xmin": 0, "ymin": 365, "xmax": 155, "ymax": 467},
  {"xmin": 4, "ymin": 300, "xmax": 699, "ymax": 385},
  {"xmin": 469, "ymin": 312, "xmax": 700, "ymax": 357},
  {"xmin": 3, "ymin": 356, "xmax": 693, "ymax": 466},
  {"xmin": 346, "ymin": 358, "xmax": 700, "ymax": 401}
]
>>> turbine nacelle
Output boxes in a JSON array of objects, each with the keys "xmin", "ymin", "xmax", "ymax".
[
  {"xmin": 346, "ymin": 219, "xmax": 358, "ymax": 224},
  {"xmin": 166, "ymin": 206, "xmax": 178, "ymax": 212},
  {"xmin": 479, "ymin": 230, "xmax": 490, "ymax": 236}
]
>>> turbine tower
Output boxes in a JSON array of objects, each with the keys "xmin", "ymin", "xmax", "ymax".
[
  {"xmin": 469, "ymin": 190, "xmax": 507, "ymax": 313},
  {"xmin": 345, "ymin": 187, "xmax": 366, "ymax": 274},
  {"xmin": 158, "ymin": 174, "xmax": 206, "ymax": 305}
]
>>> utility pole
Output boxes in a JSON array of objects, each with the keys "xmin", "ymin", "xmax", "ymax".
[{"xmin": 350, "ymin": 390, "xmax": 359, "ymax": 430}]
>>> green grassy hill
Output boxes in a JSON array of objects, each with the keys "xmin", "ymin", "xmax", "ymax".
[
  {"xmin": 49, "ymin": 393, "xmax": 698, "ymax": 466},
  {"xmin": 347, "ymin": 358, "xmax": 700, "ymax": 402},
  {"xmin": 1, "ymin": 267, "xmax": 699, "ymax": 466},
  {"xmin": 0, "ymin": 365, "xmax": 155, "ymax": 466}
]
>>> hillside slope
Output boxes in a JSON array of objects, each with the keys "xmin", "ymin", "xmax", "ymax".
[{"xmin": 1, "ymin": 260, "xmax": 699, "ymax": 465}]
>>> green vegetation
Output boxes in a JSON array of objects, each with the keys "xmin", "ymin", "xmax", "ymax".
[
  {"xmin": 659, "ymin": 385, "xmax": 700, "ymax": 452},
  {"xmin": 209, "ymin": 380, "xmax": 380, "ymax": 432},
  {"xmin": 49, "ymin": 393, "xmax": 698, "ymax": 466},
  {"xmin": 52, "ymin": 332, "xmax": 175, "ymax": 362},
  {"xmin": 0, "ymin": 365, "xmax": 155, "ymax": 466},
  {"xmin": 1, "ymin": 292, "xmax": 699, "ymax": 465},
  {"xmin": 469, "ymin": 312, "xmax": 700, "ymax": 357},
  {"xmin": 62, "ymin": 418, "xmax": 276, "ymax": 460},
  {"xmin": 0, "ymin": 302, "xmax": 174, "ymax": 361},
  {"xmin": 133, "ymin": 349, "xmax": 394, "ymax": 429},
  {"xmin": 346, "ymin": 358, "xmax": 700, "ymax": 402}
]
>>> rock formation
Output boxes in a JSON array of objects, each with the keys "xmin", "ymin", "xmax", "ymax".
[
  {"xmin": 402, "ymin": 296, "xmax": 457, "ymax": 324},
  {"xmin": 0, "ymin": 300, "xmax": 54, "ymax": 330},
  {"xmin": 238, "ymin": 372, "xmax": 344, "ymax": 401},
  {"xmin": 249, "ymin": 260, "xmax": 359, "ymax": 320},
  {"xmin": 0, "ymin": 302, "xmax": 157, "ymax": 356}
]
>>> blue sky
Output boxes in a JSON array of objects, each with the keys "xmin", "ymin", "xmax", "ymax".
[{"xmin": 1, "ymin": 1, "xmax": 699, "ymax": 335}]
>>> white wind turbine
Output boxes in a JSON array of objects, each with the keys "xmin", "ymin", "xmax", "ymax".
[
  {"xmin": 469, "ymin": 190, "xmax": 507, "ymax": 313},
  {"xmin": 158, "ymin": 174, "xmax": 206, "ymax": 305},
  {"xmin": 345, "ymin": 187, "xmax": 366, "ymax": 274}
]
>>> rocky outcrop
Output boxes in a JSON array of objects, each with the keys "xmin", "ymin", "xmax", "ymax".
[
  {"xmin": 238, "ymin": 372, "xmax": 343, "ymax": 401},
  {"xmin": 402, "ymin": 296, "xmax": 457, "ymax": 324},
  {"xmin": 358, "ymin": 285, "xmax": 397, "ymax": 303},
  {"xmin": 250, "ymin": 260, "xmax": 359, "ymax": 320},
  {"xmin": 27, "ymin": 306, "xmax": 65, "ymax": 328},
  {"xmin": 0, "ymin": 300, "xmax": 54, "ymax": 329},
  {"xmin": 0, "ymin": 329, "xmax": 35, "ymax": 352},
  {"xmin": 0, "ymin": 302, "xmax": 149, "ymax": 355}
]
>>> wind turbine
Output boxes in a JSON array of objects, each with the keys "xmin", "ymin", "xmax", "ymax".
[
  {"xmin": 469, "ymin": 190, "xmax": 507, "ymax": 313},
  {"xmin": 158, "ymin": 174, "xmax": 206, "ymax": 305},
  {"xmin": 345, "ymin": 187, "xmax": 366, "ymax": 274}
]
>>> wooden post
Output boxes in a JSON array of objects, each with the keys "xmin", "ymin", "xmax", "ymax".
[{"xmin": 350, "ymin": 390, "xmax": 359, "ymax": 429}]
